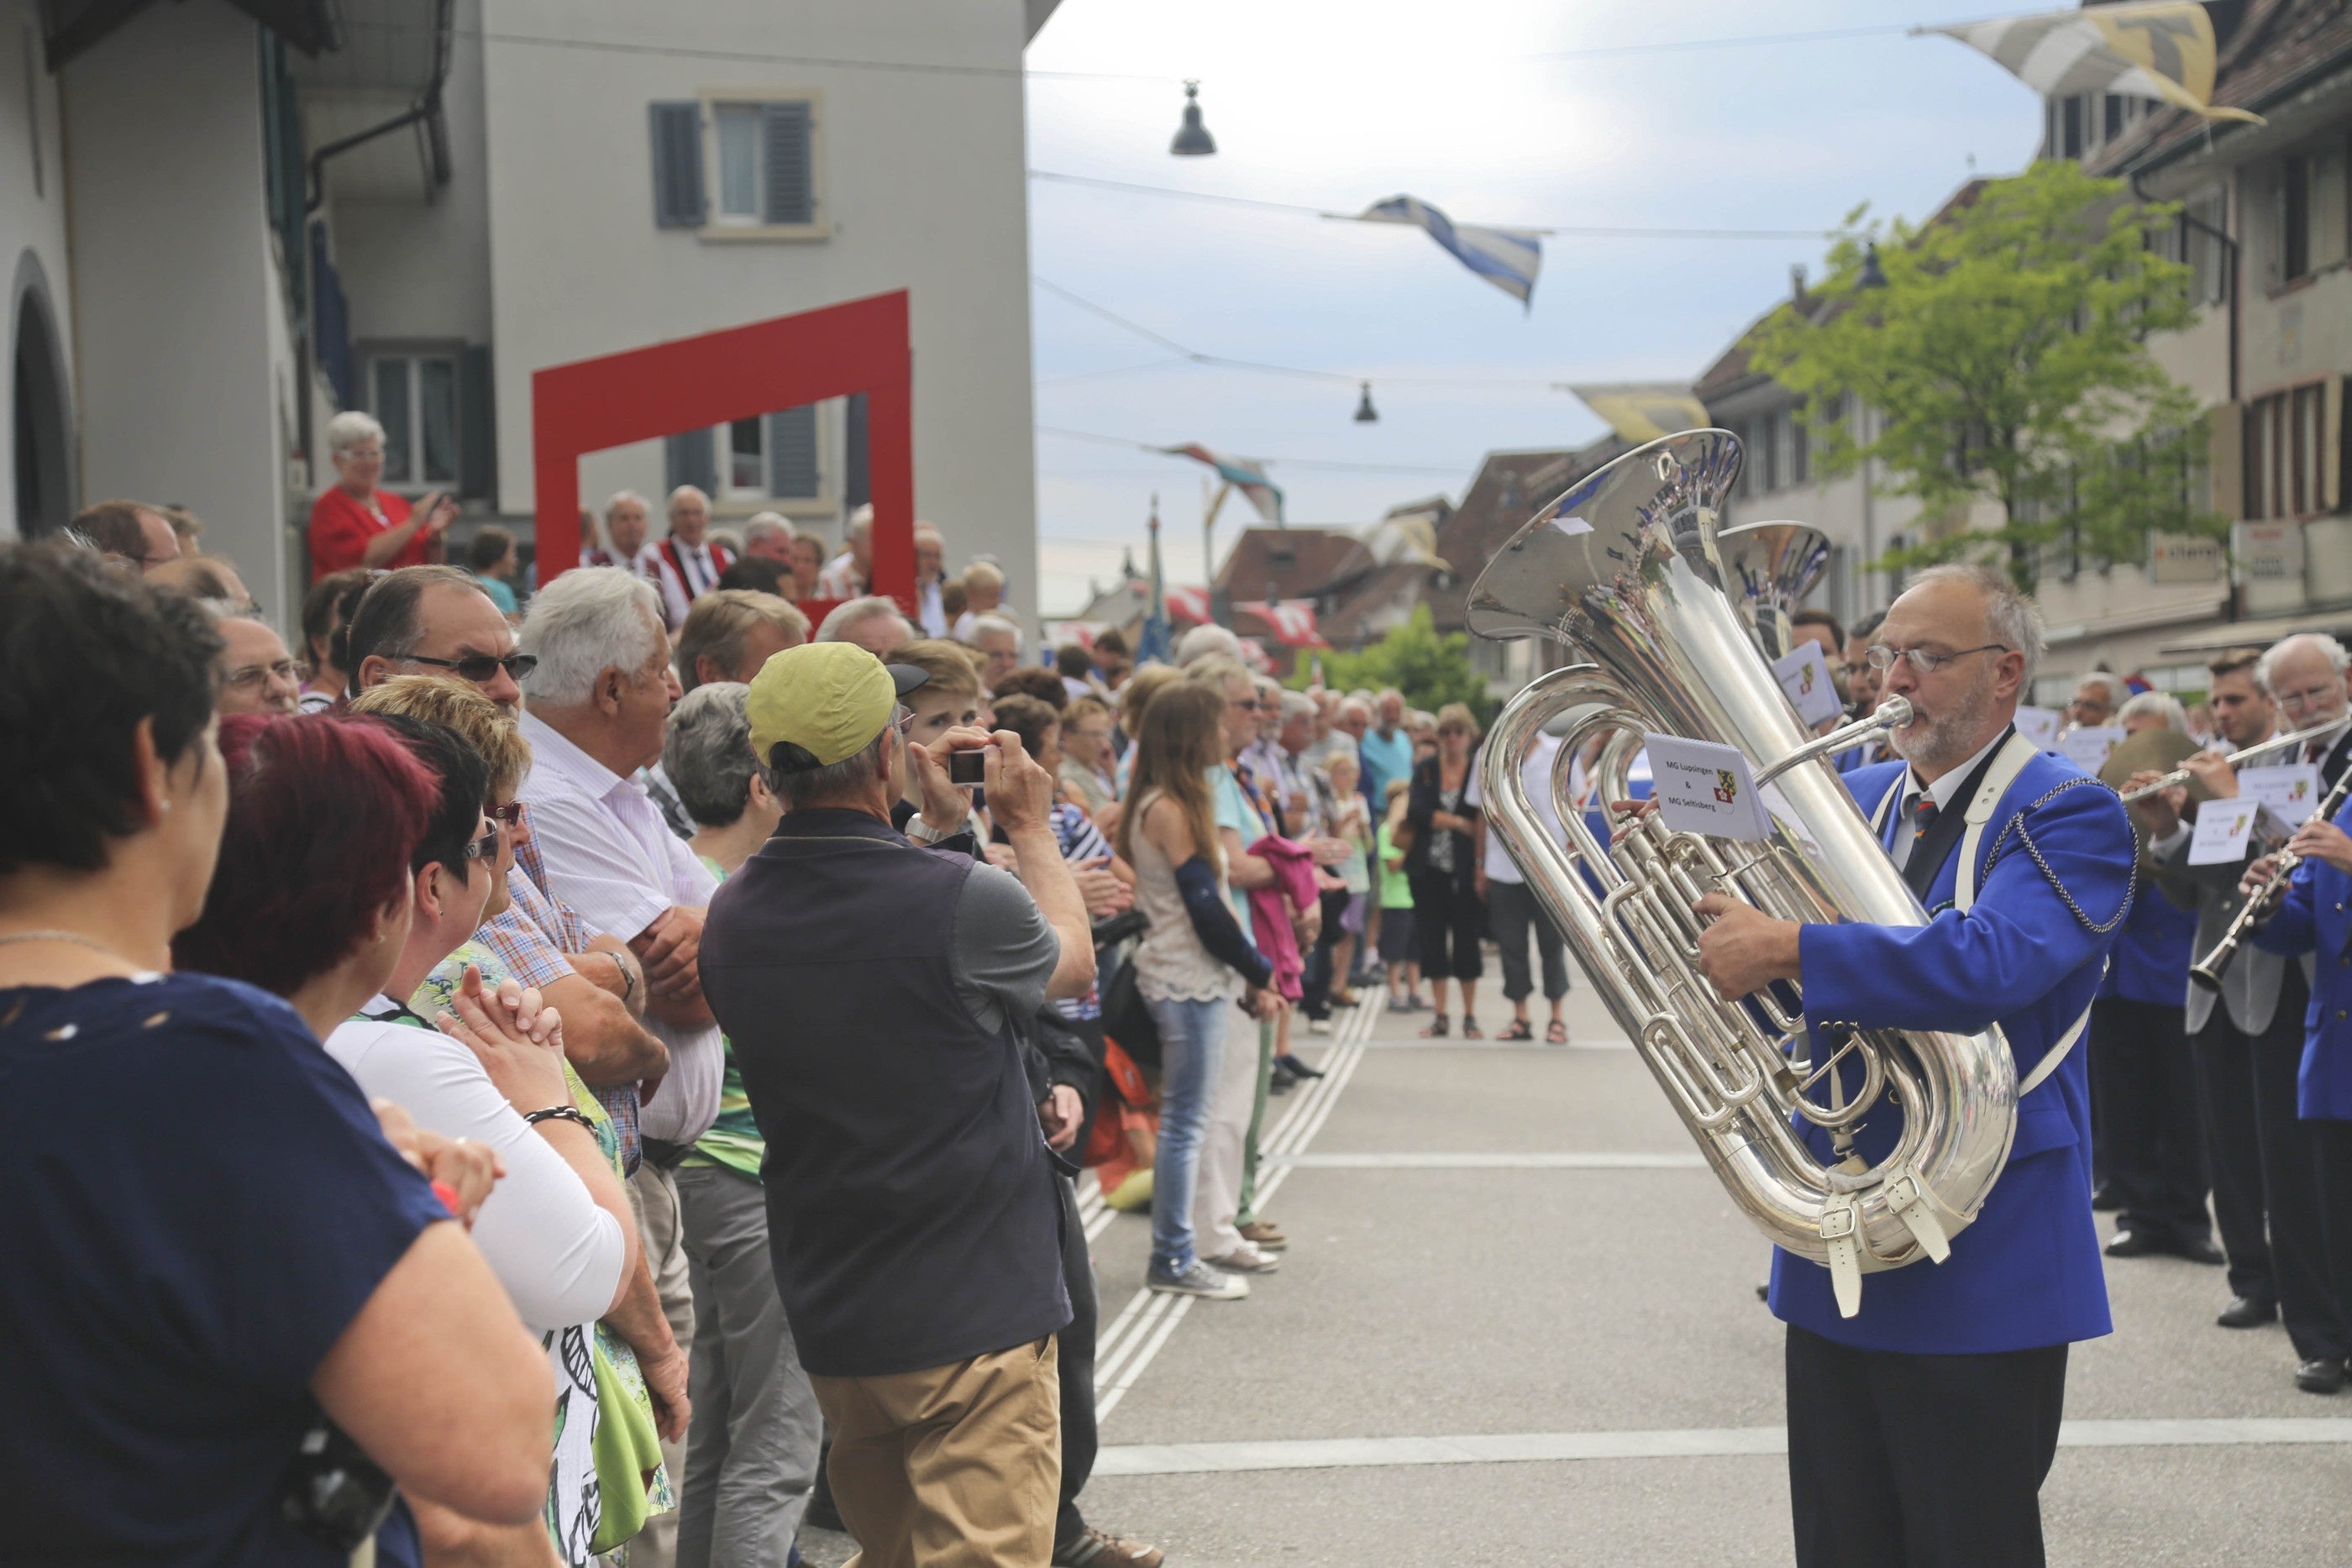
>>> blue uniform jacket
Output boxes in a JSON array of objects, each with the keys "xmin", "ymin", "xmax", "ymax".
[
  {"xmin": 2101, "ymin": 857, "xmax": 2195, "ymax": 1005},
  {"xmin": 2250, "ymin": 792, "xmax": 2352, "ymax": 1122},
  {"xmin": 1770, "ymin": 749, "xmax": 2131, "ymax": 1354}
]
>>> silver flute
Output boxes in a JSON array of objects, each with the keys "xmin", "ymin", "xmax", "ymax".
[{"xmin": 2117, "ymin": 717, "xmax": 2349, "ymax": 803}]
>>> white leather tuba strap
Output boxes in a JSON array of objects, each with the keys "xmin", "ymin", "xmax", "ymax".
[{"xmin": 1953, "ymin": 732, "xmax": 2040, "ymax": 914}]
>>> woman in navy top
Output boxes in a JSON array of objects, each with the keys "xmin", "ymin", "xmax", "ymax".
[{"xmin": 0, "ymin": 543, "xmax": 551, "ymax": 1564}]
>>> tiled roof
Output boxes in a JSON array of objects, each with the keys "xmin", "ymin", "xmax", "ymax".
[{"xmin": 1211, "ymin": 526, "xmax": 1374, "ymax": 600}]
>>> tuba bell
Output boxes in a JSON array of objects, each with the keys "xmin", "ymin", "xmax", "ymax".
[
  {"xmin": 1714, "ymin": 519, "xmax": 1832, "ymax": 661},
  {"xmin": 1467, "ymin": 430, "xmax": 2017, "ymax": 1315}
]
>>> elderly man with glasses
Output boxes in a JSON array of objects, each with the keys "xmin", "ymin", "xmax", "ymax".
[{"xmin": 1688, "ymin": 563, "xmax": 2133, "ymax": 1568}]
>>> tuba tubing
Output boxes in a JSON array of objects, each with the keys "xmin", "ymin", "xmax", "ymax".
[{"xmin": 1470, "ymin": 431, "xmax": 2018, "ymax": 1309}]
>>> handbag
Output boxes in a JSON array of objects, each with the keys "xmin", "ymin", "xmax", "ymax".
[{"xmin": 1098, "ymin": 947, "xmax": 1163, "ymax": 1071}]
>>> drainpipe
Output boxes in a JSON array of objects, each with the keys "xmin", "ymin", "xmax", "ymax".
[{"xmin": 303, "ymin": 0, "xmax": 454, "ymax": 215}]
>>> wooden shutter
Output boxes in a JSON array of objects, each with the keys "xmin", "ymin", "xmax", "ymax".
[
  {"xmin": 459, "ymin": 345, "xmax": 496, "ymax": 501},
  {"xmin": 649, "ymin": 102, "xmax": 705, "ymax": 228},
  {"xmin": 761, "ymin": 102, "xmax": 814, "ymax": 226},
  {"xmin": 766, "ymin": 405, "xmax": 820, "ymax": 499},
  {"xmin": 665, "ymin": 428, "xmax": 717, "ymax": 496}
]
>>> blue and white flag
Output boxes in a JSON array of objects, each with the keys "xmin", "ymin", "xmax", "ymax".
[{"xmin": 1355, "ymin": 196, "xmax": 1542, "ymax": 307}]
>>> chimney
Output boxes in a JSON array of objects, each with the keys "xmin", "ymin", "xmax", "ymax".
[{"xmin": 1791, "ymin": 264, "xmax": 1808, "ymax": 305}]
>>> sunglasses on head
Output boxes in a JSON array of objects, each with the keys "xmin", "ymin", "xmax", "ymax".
[
  {"xmin": 406, "ymin": 651, "xmax": 539, "ymax": 683},
  {"xmin": 489, "ymin": 801, "xmax": 525, "ymax": 826}
]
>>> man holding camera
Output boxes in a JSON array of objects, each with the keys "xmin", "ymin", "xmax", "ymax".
[{"xmin": 700, "ymin": 642, "xmax": 1095, "ymax": 1566}]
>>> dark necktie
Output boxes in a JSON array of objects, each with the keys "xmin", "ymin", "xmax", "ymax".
[{"xmin": 1910, "ymin": 794, "xmax": 1939, "ymax": 862}]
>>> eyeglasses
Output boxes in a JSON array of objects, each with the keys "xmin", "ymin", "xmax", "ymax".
[
  {"xmin": 488, "ymin": 801, "xmax": 525, "ymax": 827},
  {"xmin": 459, "ymin": 821, "xmax": 501, "ymax": 862},
  {"xmin": 1231, "ymin": 698, "xmax": 1261, "ymax": 712},
  {"xmin": 403, "ymin": 651, "xmax": 539, "ymax": 684},
  {"xmin": 1864, "ymin": 643, "xmax": 2009, "ymax": 676},
  {"xmin": 892, "ymin": 705, "xmax": 916, "ymax": 737},
  {"xmin": 225, "ymin": 659, "xmax": 300, "ymax": 689}
]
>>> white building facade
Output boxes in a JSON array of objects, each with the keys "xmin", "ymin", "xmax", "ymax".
[{"xmin": 1, "ymin": 0, "xmax": 1051, "ymax": 631}]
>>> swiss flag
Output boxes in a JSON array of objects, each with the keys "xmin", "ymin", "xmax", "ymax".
[{"xmin": 1234, "ymin": 599, "xmax": 1328, "ymax": 649}]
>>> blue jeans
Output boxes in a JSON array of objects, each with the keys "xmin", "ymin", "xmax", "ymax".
[{"xmin": 1147, "ymin": 994, "xmax": 1228, "ymax": 1276}]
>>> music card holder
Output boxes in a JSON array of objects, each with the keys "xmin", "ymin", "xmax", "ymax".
[{"xmin": 1645, "ymin": 733, "xmax": 1775, "ymax": 842}]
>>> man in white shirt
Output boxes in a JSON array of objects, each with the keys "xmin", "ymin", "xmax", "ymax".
[
  {"xmin": 913, "ymin": 521, "xmax": 949, "ymax": 637},
  {"xmin": 517, "ymin": 565, "xmax": 722, "ymax": 1562},
  {"xmin": 651, "ymin": 486, "xmax": 737, "ymax": 632},
  {"xmin": 816, "ymin": 507, "xmax": 873, "ymax": 600}
]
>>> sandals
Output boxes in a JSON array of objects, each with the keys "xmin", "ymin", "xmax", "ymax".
[
  {"xmin": 1461, "ymin": 1015, "xmax": 1483, "ymax": 1039},
  {"xmin": 1419, "ymin": 1013, "xmax": 1451, "ymax": 1038},
  {"xmin": 1546, "ymin": 1019, "xmax": 1569, "ymax": 1045},
  {"xmin": 1498, "ymin": 1019, "xmax": 1535, "ymax": 1042}
]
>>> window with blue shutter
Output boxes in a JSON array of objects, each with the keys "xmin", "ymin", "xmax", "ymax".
[
  {"xmin": 665, "ymin": 428, "xmax": 718, "ymax": 496},
  {"xmin": 649, "ymin": 102, "xmax": 704, "ymax": 228},
  {"xmin": 761, "ymin": 102, "xmax": 813, "ymax": 225},
  {"xmin": 766, "ymin": 405, "xmax": 820, "ymax": 499}
]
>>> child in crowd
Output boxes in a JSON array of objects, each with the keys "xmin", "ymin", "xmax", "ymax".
[
  {"xmin": 1375, "ymin": 777, "xmax": 1421, "ymax": 1011},
  {"xmin": 1320, "ymin": 752, "xmax": 1373, "ymax": 1009}
]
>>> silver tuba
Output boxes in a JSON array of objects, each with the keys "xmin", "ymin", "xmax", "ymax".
[{"xmin": 1467, "ymin": 431, "xmax": 2017, "ymax": 1316}]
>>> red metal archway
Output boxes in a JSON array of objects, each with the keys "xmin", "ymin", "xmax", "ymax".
[{"xmin": 530, "ymin": 290, "xmax": 915, "ymax": 618}]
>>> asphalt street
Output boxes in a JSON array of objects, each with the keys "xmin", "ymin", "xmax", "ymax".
[
  {"xmin": 1059, "ymin": 980, "xmax": 2352, "ymax": 1566},
  {"xmin": 795, "ymin": 975, "xmax": 2352, "ymax": 1565}
]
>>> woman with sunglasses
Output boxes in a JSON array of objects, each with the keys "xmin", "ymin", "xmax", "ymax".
[{"xmin": 1404, "ymin": 703, "xmax": 1487, "ymax": 1039}]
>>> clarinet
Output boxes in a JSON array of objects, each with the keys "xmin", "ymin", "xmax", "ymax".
[{"xmin": 2189, "ymin": 761, "xmax": 2352, "ymax": 993}]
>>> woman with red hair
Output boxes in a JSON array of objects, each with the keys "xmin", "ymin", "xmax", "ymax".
[
  {"xmin": 179, "ymin": 708, "xmax": 649, "ymax": 1565},
  {"xmin": 0, "ymin": 543, "xmax": 551, "ymax": 1564}
]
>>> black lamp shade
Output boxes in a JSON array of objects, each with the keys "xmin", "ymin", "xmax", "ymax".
[
  {"xmin": 1353, "ymin": 381, "xmax": 1378, "ymax": 423},
  {"xmin": 1171, "ymin": 81, "xmax": 1216, "ymax": 157}
]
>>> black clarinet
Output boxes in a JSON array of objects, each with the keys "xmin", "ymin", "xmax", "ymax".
[{"xmin": 2189, "ymin": 761, "xmax": 2352, "ymax": 993}]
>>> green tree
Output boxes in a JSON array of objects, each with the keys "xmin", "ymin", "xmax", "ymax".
[
  {"xmin": 1748, "ymin": 160, "xmax": 2224, "ymax": 589},
  {"xmin": 1298, "ymin": 605, "xmax": 1494, "ymax": 724}
]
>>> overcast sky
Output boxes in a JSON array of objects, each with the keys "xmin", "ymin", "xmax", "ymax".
[{"xmin": 1020, "ymin": 0, "xmax": 2052, "ymax": 613}]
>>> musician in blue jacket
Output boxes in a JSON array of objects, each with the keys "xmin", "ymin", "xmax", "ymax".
[
  {"xmin": 2246, "ymin": 789, "xmax": 2352, "ymax": 1397},
  {"xmin": 1693, "ymin": 564, "xmax": 2132, "ymax": 1568}
]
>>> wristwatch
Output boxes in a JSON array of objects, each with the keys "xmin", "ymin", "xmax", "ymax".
[{"xmin": 907, "ymin": 813, "xmax": 959, "ymax": 845}]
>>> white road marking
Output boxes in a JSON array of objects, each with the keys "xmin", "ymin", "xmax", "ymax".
[
  {"xmin": 1091, "ymin": 990, "xmax": 1383, "ymax": 1418},
  {"xmin": 1093, "ymin": 1418, "xmax": 2352, "ymax": 1476}
]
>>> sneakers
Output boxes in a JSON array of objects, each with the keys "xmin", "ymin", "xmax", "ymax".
[
  {"xmin": 1239, "ymin": 1218, "xmax": 1289, "ymax": 1251},
  {"xmin": 1053, "ymin": 1526, "xmax": 1166, "ymax": 1568},
  {"xmin": 1147, "ymin": 1260, "xmax": 1248, "ymax": 1299},
  {"xmin": 1208, "ymin": 1243, "xmax": 1282, "ymax": 1273}
]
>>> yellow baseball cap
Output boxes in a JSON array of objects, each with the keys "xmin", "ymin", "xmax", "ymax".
[{"xmin": 745, "ymin": 642, "xmax": 928, "ymax": 769}]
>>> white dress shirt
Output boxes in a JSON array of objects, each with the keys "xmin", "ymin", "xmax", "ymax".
[
  {"xmin": 652, "ymin": 541, "xmax": 725, "ymax": 630},
  {"xmin": 916, "ymin": 579, "xmax": 948, "ymax": 637},
  {"xmin": 816, "ymin": 551, "xmax": 865, "ymax": 600},
  {"xmin": 1885, "ymin": 726, "xmax": 2010, "ymax": 873},
  {"xmin": 517, "ymin": 711, "xmax": 723, "ymax": 1143}
]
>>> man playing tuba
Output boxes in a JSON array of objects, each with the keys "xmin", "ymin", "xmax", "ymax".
[{"xmin": 1690, "ymin": 564, "xmax": 2134, "ymax": 1568}]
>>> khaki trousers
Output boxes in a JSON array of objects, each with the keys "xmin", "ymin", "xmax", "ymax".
[{"xmin": 810, "ymin": 1337, "xmax": 1063, "ymax": 1568}]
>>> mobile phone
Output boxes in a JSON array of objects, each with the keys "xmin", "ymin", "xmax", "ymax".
[{"xmin": 949, "ymin": 749, "xmax": 988, "ymax": 787}]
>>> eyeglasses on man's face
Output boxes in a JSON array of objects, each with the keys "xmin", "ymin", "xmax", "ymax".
[
  {"xmin": 404, "ymin": 651, "xmax": 538, "ymax": 684},
  {"xmin": 1864, "ymin": 643, "xmax": 2010, "ymax": 677}
]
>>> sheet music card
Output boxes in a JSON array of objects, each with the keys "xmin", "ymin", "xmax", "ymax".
[
  {"xmin": 1772, "ymin": 642, "xmax": 1845, "ymax": 728},
  {"xmin": 2238, "ymin": 763, "xmax": 2323, "ymax": 827},
  {"xmin": 2187, "ymin": 797, "xmax": 2262, "ymax": 865},
  {"xmin": 1645, "ymin": 734, "xmax": 1774, "ymax": 842}
]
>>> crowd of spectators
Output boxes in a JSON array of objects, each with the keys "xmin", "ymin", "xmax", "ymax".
[{"xmin": 8, "ymin": 486, "xmax": 1581, "ymax": 1568}]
